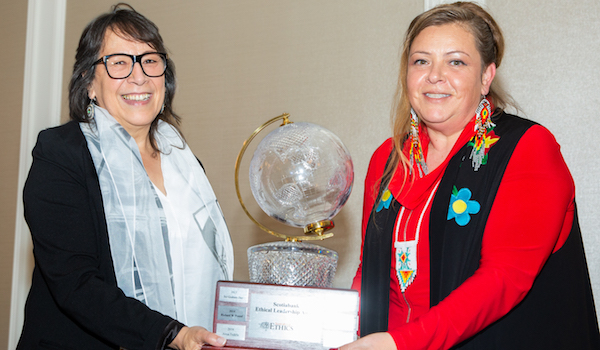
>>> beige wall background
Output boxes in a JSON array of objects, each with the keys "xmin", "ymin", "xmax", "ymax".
[
  {"xmin": 4, "ymin": 0, "xmax": 599, "ymax": 347},
  {"xmin": 1, "ymin": 1, "xmax": 28, "ymax": 347}
]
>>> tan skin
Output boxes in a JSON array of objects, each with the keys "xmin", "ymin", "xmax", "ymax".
[
  {"xmin": 410, "ymin": 23, "xmax": 495, "ymax": 171},
  {"xmin": 89, "ymin": 29, "xmax": 166, "ymax": 194},
  {"xmin": 88, "ymin": 29, "xmax": 226, "ymax": 350},
  {"xmin": 339, "ymin": 23, "xmax": 495, "ymax": 350},
  {"xmin": 140, "ymin": 143, "xmax": 165, "ymax": 195}
]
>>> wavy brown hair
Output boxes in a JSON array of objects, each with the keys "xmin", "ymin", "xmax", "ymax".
[{"xmin": 68, "ymin": 3, "xmax": 181, "ymax": 153}]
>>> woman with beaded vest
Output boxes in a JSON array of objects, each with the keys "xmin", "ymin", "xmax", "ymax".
[
  {"xmin": 18, "ymin": 4, "xmax": 233, "ymax": 349},
  {"xmin": 340, "ymin": 2, "xmax": 599, "ymax": 349}
]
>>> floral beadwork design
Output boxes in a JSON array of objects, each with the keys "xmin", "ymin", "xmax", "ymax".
[
  {"xmin": 376, "ymin": 188, "xmax": 393, "ymax": 212},
  {"xmin": 447, "ymin": 186, "xmax": 480, "ymax": 226},
  {"xmin": 396, "ymin": 244, "xmax": 417, "ymax": 292},
  {"xmin": 468, "ymin": 128, "xmax": 499, "ymax": 170},
  {"xmin": 469, "ymin": 98, "xmax": 500, "ymax": 171}
]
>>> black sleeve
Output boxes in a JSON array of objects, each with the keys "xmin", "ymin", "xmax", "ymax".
[
  {"xmin": 157, "ymin": 320, "xmax": 186, "ymax": 350},
  {"xmin": 23, "ymin": 126, "xmax": 174, "ymax": 349}
]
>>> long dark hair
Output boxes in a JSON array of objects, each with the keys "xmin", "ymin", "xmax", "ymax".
[{"xmin": 68, "ymin": 3, "xmax": 181, "ymax": 152}]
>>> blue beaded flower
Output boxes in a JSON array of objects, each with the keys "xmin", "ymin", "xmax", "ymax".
[
  {"xmin": 376, "ymin": 189, "xmax": 393, "ymax": 212},
  {"xmin": 447, "ymin": 186, "xmax": 480, "ymax": 226}
]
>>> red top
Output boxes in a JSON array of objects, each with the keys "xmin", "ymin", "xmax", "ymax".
[{"xmin": 351, "ymin": 120, "xmax": 575, "ymax": 349}]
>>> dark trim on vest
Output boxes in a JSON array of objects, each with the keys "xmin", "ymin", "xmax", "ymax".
[
  {"xmin": 429, "ymin": 113, "xmax": 535, "ymax": 305},
  {"xmin": 360, "ymin": 151, "xmax": 397, "ymax": 335}
]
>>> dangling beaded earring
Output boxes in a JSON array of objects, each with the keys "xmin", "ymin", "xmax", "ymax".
[
  {"xmin": 469, "ymin": 97, "xmax": 497, "ymax": 171},
  {"xmin": 159, "ymin": 103, "xmax": 165, "ymax": 115},
  {"xmin": 86, "ymin": 98, "xmax": 97, "ymax": 119},
  {"xmin": 409, "ymin": 108, "xmax": 428, "ymax": 177}
]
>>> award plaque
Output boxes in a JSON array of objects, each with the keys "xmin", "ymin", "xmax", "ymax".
[{"xmin": 209, "ymin": 281, "xmax": 358, "ymax": 350}]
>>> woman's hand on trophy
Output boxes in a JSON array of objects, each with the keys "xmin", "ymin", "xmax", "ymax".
[
  {"xmin": 336, "ymin": 332, "xmax": 396, "ymax": 350},
  {"xmin": 169, "ymin": 326, "xmax": 227, "ymax": 350}
]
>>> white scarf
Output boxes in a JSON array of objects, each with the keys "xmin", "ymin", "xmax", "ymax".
[{"xmin": 80, "ymin": 106, "xmax": 233, "ymax": 327}]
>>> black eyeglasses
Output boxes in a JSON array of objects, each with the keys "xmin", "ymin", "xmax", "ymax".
[{"xmin": 92, "ymin": 52, "xmax": 168, "ymax": 79}]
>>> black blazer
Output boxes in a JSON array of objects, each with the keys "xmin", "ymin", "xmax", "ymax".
[{"xmin": 17, "ymin": 121, "xmax": 175, "ymax": 350}]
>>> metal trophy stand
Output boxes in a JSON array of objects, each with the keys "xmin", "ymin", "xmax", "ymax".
[{"xmin": 234, "ymin": 113, "xmax": 354, "ymax": 288}]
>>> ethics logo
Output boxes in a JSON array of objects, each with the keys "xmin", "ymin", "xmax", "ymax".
[{"xmin": 259, "ymin": 321, "xmax": 294, "ymax": 331}]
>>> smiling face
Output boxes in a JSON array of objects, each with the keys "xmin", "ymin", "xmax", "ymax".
[
  {"xmin": 406, "ymin": 23, "xmax": 495, "ymax": 135},
  {"xmin": 88, "ymin": 29, "xmax": 165, "ymax": 139}
]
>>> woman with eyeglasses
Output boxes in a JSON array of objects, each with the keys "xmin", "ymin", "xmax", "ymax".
[{"xmin": 17, "ymin": 4, "xmax": 233, "ymax": 350}]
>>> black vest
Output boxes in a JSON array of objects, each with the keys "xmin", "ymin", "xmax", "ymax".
[{"xmin": 360, "ymin": 113, "xmax": 600, "ymax": 349}]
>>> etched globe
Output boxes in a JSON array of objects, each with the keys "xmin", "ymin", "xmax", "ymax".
[{"xmin": 249, "ymin": 122, "xmax": 354, "ymax": 229}]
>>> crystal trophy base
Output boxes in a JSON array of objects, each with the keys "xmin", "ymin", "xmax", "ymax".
[{"xmin": 247, "ymin": 241, "xmax": 338, "ymax": 288}]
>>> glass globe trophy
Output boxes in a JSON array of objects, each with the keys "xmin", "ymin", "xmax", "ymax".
[
  {"xmin": 214, "ymin": 114, "xmax": 357, "ymax": 350},
  {"xmin": 235, "ymin": 113, "xmax": 354, "ymax": 288}
]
